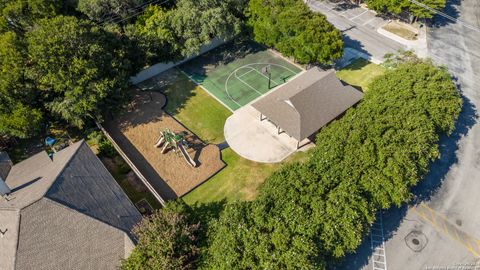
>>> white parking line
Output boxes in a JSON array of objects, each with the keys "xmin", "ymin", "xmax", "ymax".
[
  {"xmin": 363, "ymin": 17, "xmax": 378, "ymax": 26},
  {"xmin": 350, "ymin": 10, "xmax": 368, "ymax": 21}
]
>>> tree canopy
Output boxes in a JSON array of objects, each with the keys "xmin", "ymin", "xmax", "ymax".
[
  {"xmin": 26, "ymin": 16, "xmax": 136, "ymax": 128},
  {"xmin": 365, "ymin": 0, "xmax": 446, "ymax": 20},
  {"xmin": 121, "ymin": 201, "xmax": 201, "ymax": 270},
  {"xmin": 128, "ymin": 0, "xmax": 246, "ymax": 64},
  {"xmin": 0, "ymin": 0, "xmax": 61, "ymax": 32},
  {"xmin": 0, "ymin": 31, "xmax": 42, "ymax": 138},
  {"xmin": 248, "ymin": 0, "xmax": 343, "ymax": 64},
  {"xmin": 77, "ymin": 0, "xmax": 145, "ymax": 22}
]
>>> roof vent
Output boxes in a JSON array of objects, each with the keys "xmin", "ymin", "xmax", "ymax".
[{"xmin": 0, "ymin": 177, "xmax": 11, "ymax": 196}]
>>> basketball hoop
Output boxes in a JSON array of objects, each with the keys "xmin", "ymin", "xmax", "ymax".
[{"xmin": 261, "ymin": 65, "xmax": 271, "ymax": 75}]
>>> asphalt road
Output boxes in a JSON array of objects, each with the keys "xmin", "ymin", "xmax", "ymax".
[
  {"xmin": 307, "ymin": 0, "xmax": 405, "ymax": 63},
  {"xmin": 331, "ymin": 0, "xmax": 480, "ymax": 269}
]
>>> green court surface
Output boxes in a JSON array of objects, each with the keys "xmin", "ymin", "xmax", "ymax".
[{"xmin": 178, "ymin": 41, "xmax": 303, "ymax": 111}]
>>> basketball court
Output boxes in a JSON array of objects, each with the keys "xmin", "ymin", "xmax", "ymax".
[{"xmin": 178, "ymin": 41, "xmax": 303, "ymax": 111}]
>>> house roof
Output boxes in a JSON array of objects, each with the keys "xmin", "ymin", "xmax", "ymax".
[
  {"xmin": 0, "ymin": 140, "xmax": 142, "ymax": 270},
  {"xmin": 252, "ymin": 68, "xmax": 363, "ymax": 141}
]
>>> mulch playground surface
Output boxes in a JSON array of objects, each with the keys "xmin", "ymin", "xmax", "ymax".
[
  {"xmin": 104, "ymin": 90, "xmax": 225, "ymax": 198},
  {"xmin": 179, "ymin": 41, "xmax": 302, "ymax": 111}
]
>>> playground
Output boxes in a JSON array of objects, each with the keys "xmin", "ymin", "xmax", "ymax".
[
  {"xmin": 104, "ymin": 90, "xmax": 225, "ymax": 198},
  {"xmin": 178, "ymin": 41, "xmax": 303, "ymax": 111}
]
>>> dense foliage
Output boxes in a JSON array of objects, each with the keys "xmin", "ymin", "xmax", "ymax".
[
  {"xmin": 0, "ymin": 0, "xmax": 61, "ymax": 32},
  {"xmin": 365, "ymin": 0, "xmax": 446, "ymax": 20},
  {"xmin": 205, "ymin": 59, "xmax": 461, "ymax": 268},
  {"xmin": 0, "ymin": 31, "xmax": 42, "ymax": 138},
  {"xmin": 122, "ymin": 201, "xmax": 201, "ymax": 270},
  {"xmin": 0, "ymin": 0, "xmax": 246, "ymax": 139},
  {"xmin": 77, "ymin": 0, "xmax": 145, "ymax": 22},
  {"xmin": 26, "ymin": 16, "xmax": 136, "ymax": 128},
  {"xmin": 248, "ymin": 0, "xmax": 343, "ymax": 64},
  {"xmin": 128, "ymin": 0, "xmax": 246, "ymax": 64}
]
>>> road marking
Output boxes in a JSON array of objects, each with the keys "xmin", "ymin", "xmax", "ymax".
[
  {"xmin": 350, "ymin": 10, "xmax": 368, "ymax": 21},
  {"xmin": 413, "ymin": 203, "xmax": 480, "ymax": 258},
  {"xmin": 370, "ymin": 212, "xmax": 388, "ymax": 270},
  {"xmin": 363, "ymin": 17, "xmax": 377, "ymax": 26}
]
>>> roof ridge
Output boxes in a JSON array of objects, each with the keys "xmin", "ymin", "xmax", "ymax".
[{"xmin": 41, "ymin": 140, "xmax": 85, "ymax": 198}]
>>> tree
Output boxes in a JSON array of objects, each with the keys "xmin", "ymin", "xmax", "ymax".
[
  {"xmin": 0, "ymin": 102, "xmax": 42, "ymax": 138},
  {"xmin": 169, "ymin": 0, "xmax": 245, "ymax": 57},
  {"xmin": 125, "ymin": 5, "xmax": 177, "ymax": 64},
  {"xmin": 26, "ymin": 16, "xmax": 134, "ymax": 128},
  {"xmin": 0, "ymin": 31, "xmax": 42, "ymax": 138},
  {"xmin": 77, "ymin": 0, "xmax": 146, "ymax": 22},
  {"xmin": 248, "ymin": 0, "xmax": 343, "ymax": 64},
  {"xmin": 121, "ymin": 201, "xmax": 200, "ymax": 270},
  {"xmin": 0, "ymin": 0, "xmax": 60, "ymax": 32},
  {"xmin": 365, "ymin": 0, "xmax": 446, "ymax": 21},
  {"xmin": 131, "ymin": 0, "xmax": 246, "ymax": 63}
]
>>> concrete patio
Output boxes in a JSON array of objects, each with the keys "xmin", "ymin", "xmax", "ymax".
[{"xmin": 224, "ymin": 105, "xmax": 311, "ymax": 163}]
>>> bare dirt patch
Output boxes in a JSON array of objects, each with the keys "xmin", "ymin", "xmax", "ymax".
[
  {"xmin": 104, "ymin": 90, "xmax": 225, "ymax": 197},
  {"xmin": 382, "ymin": 21, "xmax": 418, "ymax": 40}
]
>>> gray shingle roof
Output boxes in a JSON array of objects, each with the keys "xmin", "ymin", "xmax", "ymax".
[
  {"xmin": 0, "ymin": 140, "xmax": 142, "ymax": 270},
  {"xmin": 252, "ymin": 68, "xmax": 364, "ymax": 141}
]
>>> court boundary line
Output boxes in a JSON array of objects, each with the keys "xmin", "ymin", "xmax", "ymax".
[
  {"xmin": 176, "ymin": 67, "xmax": 236, "ymax": 112},
  {"xmin": 234, "ymin": 69, "xmax": 263, "ymax": 96},
  {"xmin": 225, "ymin": 63, "xmax": 299, "ymax": 109}
]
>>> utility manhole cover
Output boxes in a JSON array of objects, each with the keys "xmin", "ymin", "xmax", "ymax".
[
  {"xmin": 456, "ymin": 219, "xmax": 462, "ymax": 226},
  {"xmin": 405, "ymin": 231, "xmax": 428, "ymax": 252}
]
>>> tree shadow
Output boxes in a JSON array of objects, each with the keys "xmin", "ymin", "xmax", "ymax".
[
  {"xmin": 427, "ymin": 0, "xmax": 461, "ymax": 28},
  {"xmin": 177, "ymin": 40, "xmax": 265, "ymax": 84},
  {"xmin": 135, "ymin": 69, "xmax": 198, "ymax": 116},
  {"xmin": 335, "ymin": 36, "xmax": 373, "ymax": 69},
  {"xmin": 188, "ymin": 199, "xmax": 227, "ymax": 248}
]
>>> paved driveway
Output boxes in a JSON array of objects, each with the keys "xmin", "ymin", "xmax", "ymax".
[{"xmin": 224, "ymin": 105, "xmax": 311, "ymax": 163}]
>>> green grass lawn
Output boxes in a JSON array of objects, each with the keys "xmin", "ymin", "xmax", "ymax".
[
  {"xmin": 336, "ymin": 58, "xmax": 385, "ymax": 91},
  {"xmin": 160, "ymin": 69, "xmax": 232, "ymax": 144},
  {"xmin": 183, "ymin": 148, "xmax": 310, "ymax": 204}
]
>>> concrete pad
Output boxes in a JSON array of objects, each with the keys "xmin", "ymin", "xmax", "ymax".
[{"xmin": 224, "ymin": 105, "xmax": 310, "ymax": 163}]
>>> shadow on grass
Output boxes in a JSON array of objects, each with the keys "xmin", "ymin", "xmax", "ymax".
[
  {"xmin": 339, "ymin": 58, "xmax": 370, "ymax": 71},
  {"xmin": 188, "ymin": 199, "xmax": 227, "ymax": 248},
  {"xmin": 135, "ymin": 69, "xmax": 199, "ymax": 116}
]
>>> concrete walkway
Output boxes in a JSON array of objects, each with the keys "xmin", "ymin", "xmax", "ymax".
[{"xmin": 224, "ymin": 105, "xmax": 311, "ymax": 163}]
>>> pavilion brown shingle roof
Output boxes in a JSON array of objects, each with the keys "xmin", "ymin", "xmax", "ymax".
[{"xmin": 252, "ymin": 68, "xmax": 363, "ymax": 141}]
